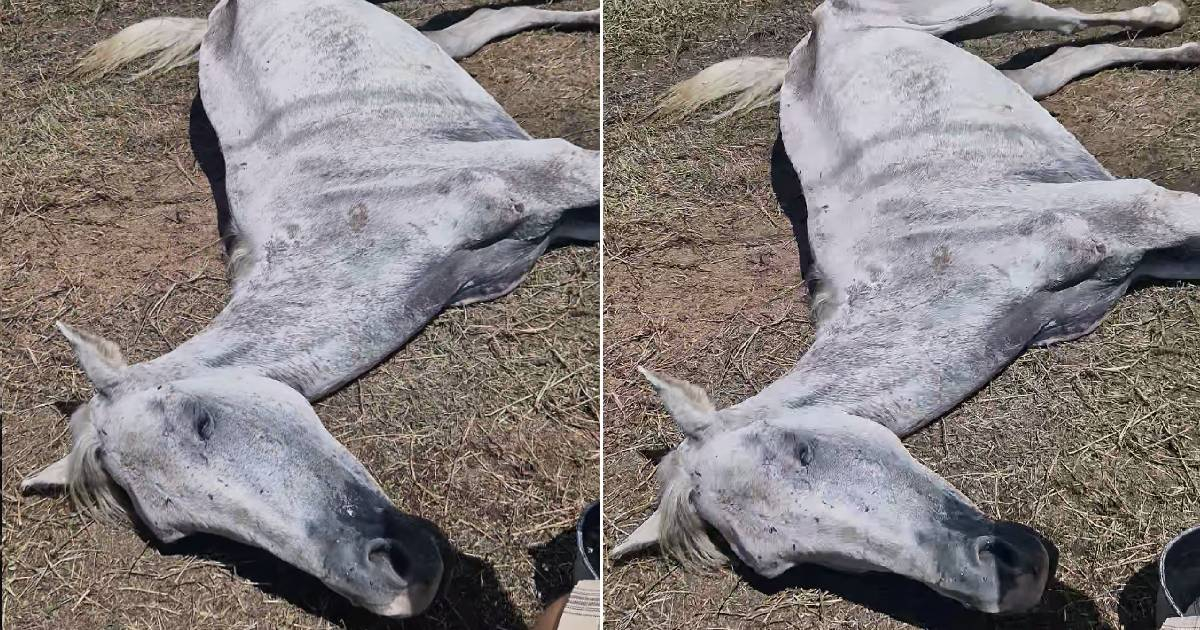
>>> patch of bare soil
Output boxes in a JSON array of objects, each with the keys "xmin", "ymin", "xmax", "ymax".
[
  {"xmin": 602, "ymin": 1, "xmax": 1199, "ymax": 628},
  {"xmin": 1, "ymin": 1, "xmax": 599, "ymax": 628}
]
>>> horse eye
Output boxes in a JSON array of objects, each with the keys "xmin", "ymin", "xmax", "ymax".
[{"xmin": 195, "ymin": 412, "xmax": 214, "ymax": 441}]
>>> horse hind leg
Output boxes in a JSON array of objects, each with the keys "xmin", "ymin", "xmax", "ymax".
[
  {"xmin": 1003, "ymin": 41, "xmax": 1200, "ymax": 99},
  {"xmin": 423, "ymin": 6, "xmax": 598, "ymax": 60},
  {"xmin": 944, "ymin": 0, "xmax": 1186, "ymax": 40}
]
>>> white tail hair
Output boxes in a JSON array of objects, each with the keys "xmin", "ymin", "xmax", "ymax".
[
  {"xmin": 75, "ymin": 17, "xmax": 209, "ymax": 81},
  {"xmin": 654, "ymin": 56, "xmax": 787, "ymax": 121}
]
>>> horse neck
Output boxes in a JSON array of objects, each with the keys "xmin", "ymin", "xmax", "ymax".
[
  {"xmin": 132, "ymin": 283, "xmax": 403, "ymax": 400},
  {"xmin": 730, "ymin": 309, "xmax": 1006, "ymax": 437}
]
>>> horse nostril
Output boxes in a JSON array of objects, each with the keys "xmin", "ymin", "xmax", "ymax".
[
  {"xmin": 360, "ymin": 533, "xmax": 445, "ymax": 617},
  {"xmin": 367, "ymin": 539, "xmax": 412, "ymax": 581},
  {"xmin": 977, "ymin": 536, "xmax": 1019, "ymax": 567},
  {"xmin": 975, "ymin": 523, "xmax": 1050, "ymax": 575},
  {"xmin": 971, "ymin": 524, "xmax": 1051, "ymax": 613}
]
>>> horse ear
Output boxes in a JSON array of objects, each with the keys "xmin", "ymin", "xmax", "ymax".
[
  {"xmin": 638, "ymin": 367, "xmax": 718, "ymax": 440},
  {"xmin": 57, "ymin": 321, "xmax": 128, "ymax": 395},
  {"xmin": 20, "ymin": 456, "xmax": 70, "ymax": 495},
  {"xmin": 610, "ymin": 508, "xmax": 663, "ymax": 560},
  {"xmin": 21, "ymin": 403, "xmax": 92, "ymax": 495}
]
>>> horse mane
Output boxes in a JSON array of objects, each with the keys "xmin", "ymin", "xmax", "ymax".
[
  {"xmin": 806, "ymin": 264, "xmax": 835, "ymax": 326},
  {"xmin": 226, "ymin": 236, "xmax": 253, "ymax": 284},
  {"xmin": 657, "ymin": 464, "xmax": 726, "ymax": 569},
  {"xmin": 66, "ymin": 407, "xmax": 131, "ymax": 524}
]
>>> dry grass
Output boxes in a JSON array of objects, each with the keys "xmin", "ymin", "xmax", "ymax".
[
  {"xmin": 602, "ymin": 1, "xmax": 1200, "ymax": 628},
  {"xmin": 1, "ymin": 1, "xmax": 598, "ymax": 628}
]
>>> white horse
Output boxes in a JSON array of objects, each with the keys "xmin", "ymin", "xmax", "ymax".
[
  {"xmin": 612, "ymin": 0, "xmax": 1197, "ymax": 615},
  {"xmin": 20, "ymin": 0, "xmax": 598, "ymax": 618}
]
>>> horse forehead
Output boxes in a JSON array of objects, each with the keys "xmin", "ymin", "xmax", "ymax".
[
  {"xmin": 764, "ymin": 410, "xmax": 894, "ymax": 441},
  {"xmin": 104, "ymin": 375, "xmax": 304, "ymax": 425},
  {"xmin": 175, "ymin": 370, "xmax": 292, "ymax": 394},
  {"xmin": 189, "ymin": 376, "xmax": 277, "ymax": 399}
]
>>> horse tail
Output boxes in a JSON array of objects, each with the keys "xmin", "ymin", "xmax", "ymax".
[
  {"xmin": 652, "ymin": 56, "xmax": 787, "ymax": 122},
  {"xmin": 75, "ymin": 17, "xmax": 209, "ymax": 81}
]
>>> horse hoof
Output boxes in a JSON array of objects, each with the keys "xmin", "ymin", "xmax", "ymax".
[{"xmin": 1152, "ymin": 0, "xmax": 1188, "ymax": 30}]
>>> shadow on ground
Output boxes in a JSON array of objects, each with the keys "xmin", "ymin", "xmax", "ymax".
[
  {"xmin": 735, "ymin": 566, "xmax": 1111, "ymax": 630},
  {"xmin": 158, "ymin": 529, "xmax": 527, "ymax": 630},
  {"xmin": 725, "ymin": 530, "xmax": 1118, "ymax": 630},
  {"xmin": 1118, "ymin": 560, "xmax": 1162, "ymax": 630},
  {"xmin": 528, "ymin": 525, "xmax": 578, "ymax": 606}
]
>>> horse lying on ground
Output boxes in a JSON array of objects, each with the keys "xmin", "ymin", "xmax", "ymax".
[
  {"xmin": 20, "ymin": 0, "xmax": 598, "ymax": 618},
  {"xmin": 611, "ymin": 0, "xmax": 1197, "ymax": 615}
]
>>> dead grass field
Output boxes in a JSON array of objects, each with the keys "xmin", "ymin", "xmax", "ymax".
[
  {"xmin": 1, "ymin": 1, "xmax": 599, "ymax": 628},
  {"xmin": 602, "ymin": 1, "xmax": 1200, "ymax": 628}
]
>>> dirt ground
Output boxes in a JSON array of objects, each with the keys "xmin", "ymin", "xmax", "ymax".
[
  {"xmin": 0, "ymin": 1, "xmax": 598, "ymax": 628},
  {"xmin": 602, "ymin": 1, "xmax": 1199, "ymax": 629}
]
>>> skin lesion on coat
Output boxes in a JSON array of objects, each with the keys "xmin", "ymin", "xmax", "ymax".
[
  {"xmin": 932, "ymin": 245, "xmax": 952, "ymax": 271},
  {"xmin": 348, "ymin": 203, "xmax": 369, "ymax": 233}
]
